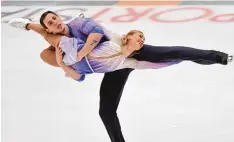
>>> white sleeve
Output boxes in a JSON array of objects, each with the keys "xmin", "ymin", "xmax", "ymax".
[{"xmin": 59, "ymin": 36, "xmax": 79, "ymax": 65}]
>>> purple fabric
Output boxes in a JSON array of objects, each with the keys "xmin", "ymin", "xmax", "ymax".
[{"xmin": 62, "ymin": 17, "xmax": 111, "ymax": 81}]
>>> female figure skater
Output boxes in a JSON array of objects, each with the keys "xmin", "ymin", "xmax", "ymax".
[{"xmin": 39, "ymin": 28, "xmax": 182, "ymax": 81}]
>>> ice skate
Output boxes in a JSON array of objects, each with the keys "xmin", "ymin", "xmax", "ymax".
[{"xmin": 8, "ymin": 18, "xmax": 33, "ymax": 31}]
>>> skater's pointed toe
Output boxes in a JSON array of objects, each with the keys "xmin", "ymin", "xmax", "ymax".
[
  {"xmin": 228, "ymin": 55, "xmax": 233, "ymax": 63},
  {"xmin": 8, "ymin": 18, "xmax": 32, "ymax": 30}
]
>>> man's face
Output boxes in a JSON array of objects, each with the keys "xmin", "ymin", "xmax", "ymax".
[{"xmin": 43, "ymin": 13, "xmax": 66, "ymax": 33}]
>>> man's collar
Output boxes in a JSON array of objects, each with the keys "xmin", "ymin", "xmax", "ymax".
[{"xmin": 66, "ymin": 24, "xmax": 74, "ymax": 37}]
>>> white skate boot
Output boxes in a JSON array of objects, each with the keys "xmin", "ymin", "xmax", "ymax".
[
  {"xmin": 8, "ymin": 18, "xmax": 33, "ymax": 30},
  {"xmin": 228, "ymin": 55, "xmax": 233, "ymax": 63}
]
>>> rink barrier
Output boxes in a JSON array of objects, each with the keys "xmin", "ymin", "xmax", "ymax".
[{"xmin": 2, "ymin": 0, "xmax": 234, "ymax": 6}]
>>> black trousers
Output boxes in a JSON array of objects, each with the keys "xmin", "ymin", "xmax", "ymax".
[
  {"xmin": 99, "ymin": 45, "xmax": 229, "ymax": 142},
  {"xmin": 133, "ymin": 44, "xmax": 228, "ymax": 65},
  {"xmin": 99, "ymin": 68, "xmax": 133, "ymax": 142}
]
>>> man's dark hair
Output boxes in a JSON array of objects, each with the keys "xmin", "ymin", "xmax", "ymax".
[{"xmin": 40, "ymin": 11, "xmax": 57, "ymax": 29}]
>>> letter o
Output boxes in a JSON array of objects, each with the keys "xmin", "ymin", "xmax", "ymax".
[{"xmin": 150, "ymin": 7, "xmax": 212, "ymax": 23}]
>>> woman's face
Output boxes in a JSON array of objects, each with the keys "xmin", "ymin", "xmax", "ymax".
[{"xmin": 127, "ymin": 32, "xmax": 145, "ymax": 50}]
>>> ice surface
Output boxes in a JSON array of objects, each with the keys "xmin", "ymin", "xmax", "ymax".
[{"xmin": 2, "ymin": 6, "xmax": 234, "ymax": 142}]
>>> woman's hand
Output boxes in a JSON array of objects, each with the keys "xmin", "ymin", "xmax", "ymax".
[{"xmin": 55, "ymin": 47, "xmax": 64, "ymax": 66}]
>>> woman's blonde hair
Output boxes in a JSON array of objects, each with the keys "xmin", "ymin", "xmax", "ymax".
[{"xmin": 121, "ymin": 30, "xmax": 145, "ymax": 46}]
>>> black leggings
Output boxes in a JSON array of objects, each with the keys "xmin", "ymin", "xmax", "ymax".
[
  {"xmin": 99, "ymin": 45, "xmax": 229, "ymax": 142},
  {"xmin": 99, "ymin": 68, "xmax": 133, "ymax": 142}
]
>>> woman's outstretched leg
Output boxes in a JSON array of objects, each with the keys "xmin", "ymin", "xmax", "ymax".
[
  {"xmin": 26, "ymin": 23, "xmax": 62, "ymax": 47},
  {"xmin": 26, "ymin": 23, "xmax": 47, "ymax": 37},
  {"xmin": 40, "ymin": 45, "xmax": 59, "ymax": 67},
  {"xmin": 8, "ymin": 18, "xmax": 62, "ymax": 66},
  {"xmin": 8, "ymin": 18, "xmax": 62, "ymax": 48}
]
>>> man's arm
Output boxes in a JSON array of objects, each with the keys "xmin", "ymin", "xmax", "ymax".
[
  {"xmin": 77, "ymin": 32, "xmax": 103, "ymax": 61},
  {"xmin": 75, "ymin": 18, "xmax": 105, "ymax": 61}
]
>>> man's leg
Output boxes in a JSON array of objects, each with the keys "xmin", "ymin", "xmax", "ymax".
[
  {"xmin": 99, "ymin": 68, "xmax": 134, "ymax": 142},
  {"xmin": 132, "ymin": 44, "xmax": 230, "ymax": 65}
]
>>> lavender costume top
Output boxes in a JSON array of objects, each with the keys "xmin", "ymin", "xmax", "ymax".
[{"xmin": 61, "ymin": 17, "xmax": 114, "ymax": 82}]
